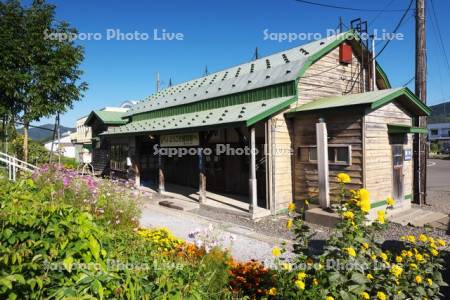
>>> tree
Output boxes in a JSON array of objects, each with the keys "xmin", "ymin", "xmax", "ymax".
[{"xmin": 0, "ymin": 0, "xmax": 87, "ymax": 161}]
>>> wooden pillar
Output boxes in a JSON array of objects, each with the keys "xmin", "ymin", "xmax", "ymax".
[
  {"xmin": 316, "ymin": 120, "xmax": 330, "ymax": 208},
  {"xmin": 198, "ymin": 148, "xmax": 207, "ymax": 204},
  {"xmin": 158, "ymin": 150, "xmax": 165, "ymax": 193},
  {"xmin": 249, "ymin": 126, "xmax": 258, "ymax": 215}
]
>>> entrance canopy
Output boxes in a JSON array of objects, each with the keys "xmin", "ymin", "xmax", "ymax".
[
  {"xmin": 286, "ymin": 87, "xmax": 431, "ymax": 117},
  {"xmin": 102, "ymin": 96, "xmax": 295, "ymax": 136}
]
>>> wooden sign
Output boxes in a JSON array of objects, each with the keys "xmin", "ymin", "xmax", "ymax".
[{"xmin": 160, "ymin": 133, "xmax": 199, "ymax": 147}]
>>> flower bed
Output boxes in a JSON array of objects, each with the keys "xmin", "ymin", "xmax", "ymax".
[{"xmin": 0, "ymin": 167, "xmax": 448, "ymax": 299}]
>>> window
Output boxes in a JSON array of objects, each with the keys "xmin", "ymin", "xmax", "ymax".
[
  {"xmin": 298, "ymin": 145, "xmax": 352, "ymax": 165},
  {"xmin": 430, "ymin": 129, "xmax": 438, "ymax": 136},
  {"xmin": 110, "ymin": 144, "xmax": 129, "ymax": 171}
]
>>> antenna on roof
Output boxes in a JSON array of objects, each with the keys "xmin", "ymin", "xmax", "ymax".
[
  {"xmin": 339, "ymin": 16, "xmax": 343, "ymax": 33},
  {"xmin": 169, "ymin": 78, "xmax": 173, "ymax": 87},
  {"xmin": 156, "ymin": 72, "xmax": 161, "ymax": 92},
  {"xmin": 254, "ymin": 47, "xmax": 259, "ymax": 60},
  {"xmin": 204, "ymin": 65, "xmax": 209, "ymax": 76}
]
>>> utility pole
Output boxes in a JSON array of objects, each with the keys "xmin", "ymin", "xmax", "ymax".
[{"xmin": 413, "ymin": 0, "xmax": 427, "ymax": 205}]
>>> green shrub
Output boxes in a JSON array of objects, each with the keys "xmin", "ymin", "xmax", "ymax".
[
  {"xmin": 10, "ymin": 135, "xmax": 49, "ymax": 165},
  {"xmin": 272, "ymin": 174, "xmax": 448, "ymax": 299}
]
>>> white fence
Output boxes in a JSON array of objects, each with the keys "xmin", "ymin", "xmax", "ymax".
[{"xmin": 0, "ymin": 152, "xmax": 37, "ymax": 181}]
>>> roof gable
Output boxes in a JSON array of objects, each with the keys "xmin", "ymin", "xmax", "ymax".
[{"xmin": 85, "ymin": 110, "xmax": 127, "ymax": 126}]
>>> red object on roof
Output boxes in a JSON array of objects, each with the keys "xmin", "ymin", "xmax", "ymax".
[{"xmin": 339, "ymin": 43, "xmax": 352, "ymax": 64}]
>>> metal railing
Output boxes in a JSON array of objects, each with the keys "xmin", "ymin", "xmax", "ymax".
[{"xmin": 0, "ymin": 152, "xmax": 37, "ymax": 181}]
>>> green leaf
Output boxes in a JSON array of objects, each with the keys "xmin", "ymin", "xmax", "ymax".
[
  {"xmin": 89, "ymin": 236, "xmax": 100, "ymax": 260},
  {"xmin": 351, "ymin": 272, "xmax": 368, "ymax": 285},
  {"xmin": 63, "ymin": 256, "xmax": 74, "ymax": 273}
]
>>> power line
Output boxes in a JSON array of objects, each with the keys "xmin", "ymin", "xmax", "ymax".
[
  {"xmin": 374, "ymin": 0, "xmax": 414, "ymax": 59},
  {"xmin": 294, "ymin": 0, "xmax": 413, "ymax": 12},
  {"xmin": 402, "ymin": 76, "xmax": 415, "ymax": 87},
  {"xmin": 429, "ymin": 0, "xmax": 450, "ymax": 77}
]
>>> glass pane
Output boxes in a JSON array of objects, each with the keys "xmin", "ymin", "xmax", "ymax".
[
  {"xmin": 309, "ymin": 148, "xmax": 317, "ymax": 161},
  {"xmin": 336, "ymin": 147, "xmax": 349, "ymax": 162}
]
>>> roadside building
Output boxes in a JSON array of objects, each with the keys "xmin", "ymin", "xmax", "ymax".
[
  {"xmin": 44, "ymin": 131, "xmax": 76, "ymax": 158},
  {"xmin": 428, "ymin": 123, "xmax": 450, "ymax": 151},
  {"xmin": 99, "ymin": 31, "xmax": 430, "ymax": 221},
  {"xmin": 71, "ymin": 116, "xmax": 92, "ymax": 163}
]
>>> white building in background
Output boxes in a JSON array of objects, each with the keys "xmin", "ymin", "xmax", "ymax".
[
  {"xmin": 44, "ymin": 131, "xmax": 76, "ymax": 158},
  {"xmin": 428, "ymin": 123, "xmax": 450, "ymax": 150}
]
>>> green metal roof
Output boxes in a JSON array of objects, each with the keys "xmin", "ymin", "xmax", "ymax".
[
  {"xmin": 125, "ymin": 30, "xmax": 391, "ymax": 118},
  {"xmin": 286, "ymin": 87, "xmax": 431, "ymax": 116},
  {"xmin": 102, "ymin": 96, "xmax": 296, "ymax": 135},
  {"xmin": 387, "ymin": 124, "xmax": 428, "ymax": 134},
  {"xmin": 85, "ymin": 110, "xmax": 128, "ymax": 126}
]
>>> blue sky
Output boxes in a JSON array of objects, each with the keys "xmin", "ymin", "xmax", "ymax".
[{"xmin": 34, "ymin": 0, "xmax": 450, "ymax": 127}]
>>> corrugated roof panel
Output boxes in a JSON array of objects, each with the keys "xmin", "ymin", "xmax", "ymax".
[
  {"xmin": 104, "ymin": 96, "xmax": 295, "ymax": 135},
  {"xmin": 124, "ymin": 32, "xmax": 351, "ymax": 117}
]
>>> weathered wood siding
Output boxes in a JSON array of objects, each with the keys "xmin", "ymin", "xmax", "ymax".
[
  {"xmin": 364, "ymin": 102, "xmax": 413, "ymax": 204},
  {"xmin": 296, "ymin": 46, "xmax": 367, "ymax": 106},
  {"xmin": 292, "ymin": 110, "xmax": 364, "ymax": 203},
  {"xmin": 269, "ymin": 44, "xmax": 368, "ymax": 211}
]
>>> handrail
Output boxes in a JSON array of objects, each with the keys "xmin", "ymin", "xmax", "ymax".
[{"xmin": 0, "ymin": 151, "xmax": 37, "ymax": 181}]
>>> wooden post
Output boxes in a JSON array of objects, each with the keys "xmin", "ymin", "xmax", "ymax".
[
  {"xmin": 249, "ymin": 126, "xmax": 258, "ymax": 216},
  {"xmin": 198, "ymin": 133, "xmax": 207, "ymax": 204},
  {"xmin": 316, "ymin": 120, "xmax": 330, "ymax": 208},
  {"xmin": 158, "ymin": 151, "xmax": 165, "ymax": 193},
  {"xmin": 414, "ymin": 0, "xmax": 427, "ymax": 205}
]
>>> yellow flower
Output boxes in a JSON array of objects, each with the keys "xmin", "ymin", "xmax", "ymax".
[
  {"xmin": 407, "ymin": 250, "xmax": 413, "ymax": 257},
  {"xmin": 288, "ymin": 202, "xmax": 296, "ymax": 212},
  {"xmin": 371, "ymin": 254, "xmax": 377, "ymax": 260},
  {"xmin": 391, "ymin": 264, "xmax": 403, "ymax": 278},
  {"xmin": 386, "ymin": 196, "xmax": 395, "ymax": 206},
  {"xmin": 282, "ymin": 263, "xmax": 292, "ymax": 271},
  {"xmin": 419, "ymin": 234, "xmax": 428, "ymax": 243},
  {"xmin": 267, "ymin": 287, "xmax": 277, "ymax": 296},
  {"xmin": 431, "ymin": 248, "xmax": 439, "ymax": 256},
  {"xmin": 343, "ymin": 211, "xmax": 354, "ymax": 220},
  {"xmin": 410, "ymin": 263, "xmax": 417, "ymax": 269},
  {"xmin": 304, "ymin": 199, "xmax": 309, "ymax": 205},
  {"xmin": 286, "ymin": 219, "xmax": 293, "ymax": 230},
  {"xmin": 395, "ymin": 256, "xmax": 403, "ymax": 263},
  {"xmin": 297, "ymin": 272, "xmax": 307, "ymax": 280},
  {"xmin": 337, "ymin": 173, "xmax": 351, "ymax": 183},
  {"xmin": 377, "ymin": 291, "xmax": 387, "ymax": 300},
  {"xmin": 325, "ymin": 297, "xmax": 334, "ymax": 300},
  {"xmin": 415, "ymin": 275, "xmax": 423, "ymax": 284},
  {"xmin": 377, "ymin": 210, "xmax": 385, "ymax": 224},
  {"xmin": 361, "ymin": 292, "xmax": 370, "ymax": 300},
  {"xmin": 272, "ymin": 247, "xmax": 281, "ymax": 257},
  {"xmin": 312, "ymin": 278, "xmax": 319, "ymax": 286},
  {"xmin": 367, "ymin": 273, "xmax": 374, "ymax": 280},
  {"xmin": 437, "ymin": 239, "xmax": 446, "ymax": 247},
  {"xmin": 295, "ymin": 280, "xmax": 305, "ymax": 290},
  {"xmin": 427, "ymin": 278, "xmax": 433, "ymax": 286},
  {"xmin": 380, "ymin": 252, "xmax": 388, "ymax": 261},
  {"xmin": 359, "ymin": 189, "xmax": 371, "ymax": 213},
  {"xmin": 407, "ymin": 235, "xmax": 416, "ymax": 243},
  {"xmin": 361, "ymin": 242, "xmax": 369, "ymax": 250},
  {"xmin": 415, "ymin": 253, "xmax": 424, "ymax": 263},
  {"xmin": 346, "ymin": 247, "xmax": 357, "ymax": 257}
]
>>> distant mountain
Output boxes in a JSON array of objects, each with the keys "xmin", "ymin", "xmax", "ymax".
[
  {"xmin": 429, "ymin": 102, "xmax": 450, "ymax": 124},
  {"xmin": 17, "ymin": 124, "xmax": 75, "ymax": 142}
]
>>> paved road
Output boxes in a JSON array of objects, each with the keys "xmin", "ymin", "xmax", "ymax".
[
  {"xmin": 140, "ymin": 203, "xmax": 290, "ymax": 265},
  {"xmin": 427, "ymin": 159, "xmax": 450, "ymax": 214}
]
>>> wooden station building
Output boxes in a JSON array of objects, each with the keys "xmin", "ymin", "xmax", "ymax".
[{"xmin": 100, "ymin": 31, "xmax": 430, "ymax": 220}]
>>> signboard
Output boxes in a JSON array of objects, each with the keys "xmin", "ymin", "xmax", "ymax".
[
  {"xmin": 404, "ymin": 149, "xmax": 412, "ymax": 161},
  {"xmin": 160, "ymin": 133, "xmax": 199, "ymax": 147}
]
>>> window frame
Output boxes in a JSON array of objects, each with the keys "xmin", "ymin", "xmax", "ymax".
[{"xmin": 297, "ymin": 144, "xmax": 352, "ymax": 166}]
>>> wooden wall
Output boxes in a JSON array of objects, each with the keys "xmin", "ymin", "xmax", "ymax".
[
  {"xmin": 268, "ymin": 43, "xmax": 368, "ymax": 211},
  {"xmin": 364, "ymin": 102, "xmax": 413, "ymax": 204},
  {"xmin": 292, "ymin": 110, "xmax": 364, "ymax": 203},
  {"xmin": 296, "ymin": 46, "xmax": 367, "ymax": 107}
]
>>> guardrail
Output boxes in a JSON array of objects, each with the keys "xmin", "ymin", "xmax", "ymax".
[{"xmin": 0, "ymin": 152, "xmax": 37, "ymax": 181}]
